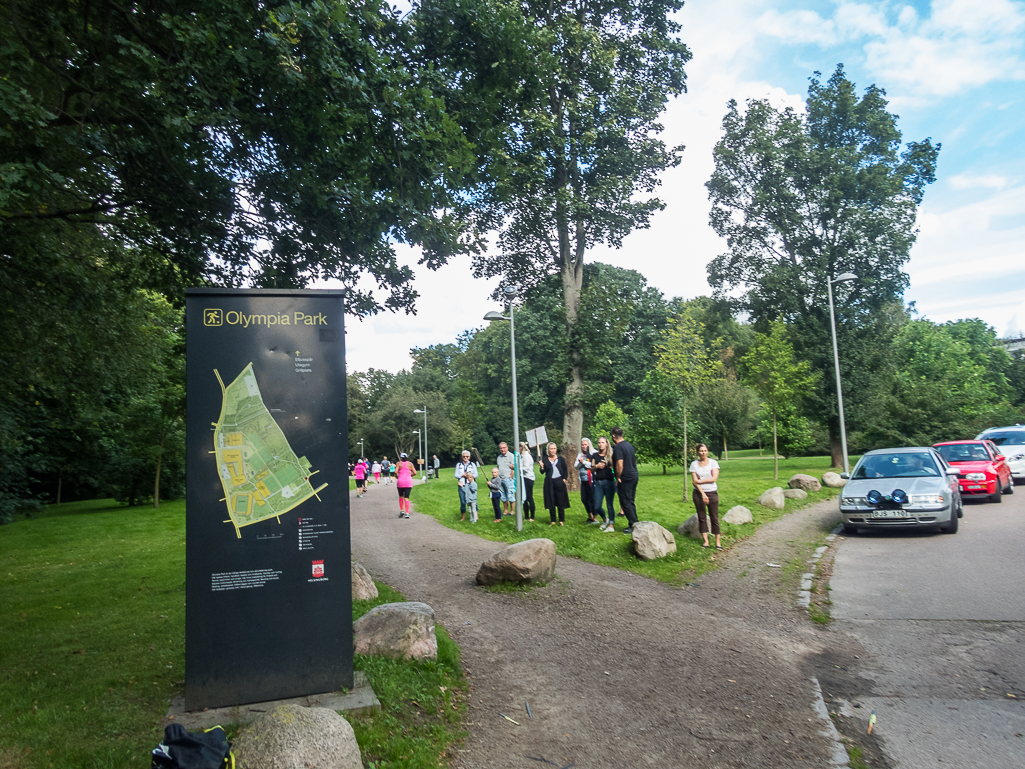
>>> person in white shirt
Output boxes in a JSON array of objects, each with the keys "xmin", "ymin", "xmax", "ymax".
[
  {"xmin": 454, "ymin": 450, "xmax": 479, "ymax": 522},
  {"xmin": 690, "ymin": 443, "xmax": 722, "ymax": 549},
  {"xmin": 518, "ymin": 441, "xmax": 536, "ymax": 522}
]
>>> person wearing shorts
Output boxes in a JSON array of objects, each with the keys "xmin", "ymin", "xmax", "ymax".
[
  {"xmin": 353, "ymin": 458, "xmax": 368, "ymax": 497},
  {"xmin": 395, "ymin": 453, "xmax": 416, "ymax": 518}
]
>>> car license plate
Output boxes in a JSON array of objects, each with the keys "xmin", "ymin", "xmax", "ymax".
[
  {"xmin": 967, "ymin": 485, "xmax": 983, "ymax": 489},
  {"xmin": 871, "ymin": 510, "xmax": 905, "ymax": 519}
]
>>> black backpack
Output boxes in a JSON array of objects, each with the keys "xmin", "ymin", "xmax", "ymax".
[{"xmin": 151, "ymin": 724, "xmax": 234, "ymax": 769}]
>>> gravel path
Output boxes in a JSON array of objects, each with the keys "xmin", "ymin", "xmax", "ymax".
[{"xmin": 350, "ymin": 480, "xmax": 850, "ymax": 768}]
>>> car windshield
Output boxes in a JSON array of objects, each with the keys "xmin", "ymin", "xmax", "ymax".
[
  {"xmin": 853, "ymin": 452, "xmax": 941, "ymax": 479},
  {"xmin": 983, "ymin": 431, "xmax": 1025, "ymax": 446},
  {"xmin": 936, "ymin": 444, "xmax": 990, "ymax": 463}
]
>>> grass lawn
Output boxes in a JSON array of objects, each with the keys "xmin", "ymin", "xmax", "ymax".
[
  {"xmin": 412, "ymin": 455, "xmax": 848, "ymax": 585},
  {"xmin": 0, "ymin": 499, "xmax": 464, "ymax": 769}
]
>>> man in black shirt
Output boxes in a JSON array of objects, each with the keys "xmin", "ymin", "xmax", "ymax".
[{"xmin": 611, "ymin": 426, "xmax": 639, "ymax": 534}]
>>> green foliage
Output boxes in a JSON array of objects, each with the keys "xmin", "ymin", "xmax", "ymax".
[
  {"xmin": 631, "ymin": 369, "xmax": 685, "ymax": 469},
  {"xmin": 693, "ymin": 378, "xmax": 757, "ymax": 459},
  {"xmin": 742, "ymin": 320, "xmax": 819, "ymax": 477},
  {"xmin": 706, "ymin": 65, "xmax": 940, "ymax": 449},
  {"xmin": 364, "ymin": 387, "xmax": 453, "ymax": 460},
  {"xmin": 590, "ymin": 400, "xmax": 629, "ymax": 443},
  {"xmin": 754, "ymin": 401, "xmax": 814, "ymax": 459}
]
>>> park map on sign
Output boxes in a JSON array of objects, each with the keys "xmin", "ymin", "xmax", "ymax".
[{"xmin": 212, "ymin": 363, "xmax": 327, "ymax": 537}]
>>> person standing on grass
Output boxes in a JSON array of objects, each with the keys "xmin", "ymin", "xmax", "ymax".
[
  {"xmin": 690, "ymin": 443, "xmax": 722, "ymax": 549},
  {"xmin": 592, "ymin": 436, "xmax": 617, "ymax": 531},
  {"xmin": 454, "ymin": 450, "xmax": 478, "ymax": 521},
  {"xmin": 487, "ymin": 467, "xmax": 504, "ymax": 522},
  {"xmin": 575, "ymin": 437, "xmax": 599, "ymax": 524},
  {"xmin": 395, "ymin": 453, "xmax": 416, "ymax": 519},
  {"xmin": 539, "ymin": 441, "xmax": 570, "ymax": 526},
  {"xmin": 496, "ymin": 442, "xmax": 516, "ymax": 517},
  {"xmin": 611, "ymin": 426, "xmax": 639, "ymax": 535},
  {"xmin": 519, "ymin": 441, "xmax": 537, "ymax": 522}
]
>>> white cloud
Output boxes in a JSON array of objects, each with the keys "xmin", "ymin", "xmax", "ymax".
[{"xmin": 948, "ymin": 173, "xmax": 1010, "ymax": 189}]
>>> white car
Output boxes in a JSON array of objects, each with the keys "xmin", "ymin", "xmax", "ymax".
[{"xmin": 975, "ymin": 425, "xmax": 1025, "ymax": 485}]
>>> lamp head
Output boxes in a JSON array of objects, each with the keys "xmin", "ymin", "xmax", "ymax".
[
  {"xmin": 414, "ymin": 408, "xmax": 425, "ymax": 414},
  {"xmin": 483, "ymin": 310, "xmax": 508, "ymax": 322},
  {"xmin": 832, "ymin": 272, "xmax": 858, "ymax": 283},
  {"xmin": 503, "ymin": 285, "xmax": 518, "ymax": 299}
]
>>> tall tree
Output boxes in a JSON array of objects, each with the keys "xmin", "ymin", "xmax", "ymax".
[
  {"xmin": 422, "ymin": 0, "xmax": 690, "ymax": 468},
  {"xmin": 694, "ymin": 378, "xmax": 756, "ymax": 460},
  {"xmin": 630, "ymin": 369, "xmax": 684, "ymax": 474},
  {"xmin": 706, "ymin": 65, "xmax": 939, "ymax": 466},
  {"xmin": 655, "ymin": 308, "xmax": 720, "ymax": 496},
  {"xmin": 741, "ymin": 320, "xmax": 818, "ymax": 479}
]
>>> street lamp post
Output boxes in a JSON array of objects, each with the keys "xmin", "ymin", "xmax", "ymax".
[
  {"xmin": 484, "ymin": 286, "xmax": 522, "ymax": 532},
  {"xmin": 827, "ymin": 272, "xmax": 858, "ymax": 475},
  {"xmin": 357, "ymin": 438, "xmax": 364, "ymax": 460},
  {"xmin": 414, "ymin": 408, "xmax": 427, "ymax": 480},
  {"xmin": 412, "ymin": 430, "xmax": 421, "ymax": 470}
]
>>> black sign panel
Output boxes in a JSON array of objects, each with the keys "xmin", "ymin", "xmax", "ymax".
[{"xmin": 185, "ymin": 289, "xmax": 351, "ymax": 709}]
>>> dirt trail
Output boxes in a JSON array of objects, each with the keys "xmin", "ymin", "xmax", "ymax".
[{"xmin": 350, "ymin": 481, "xmax": 851, "ymax": 768}]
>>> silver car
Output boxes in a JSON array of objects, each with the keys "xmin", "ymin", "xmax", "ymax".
[
  {"xmin": 839, "ymin": 447, "xmax": 963, "ymax": 535},
  {"xmin": 975, "ymin": 425, "xmax": 1025, "ymax": 485}
]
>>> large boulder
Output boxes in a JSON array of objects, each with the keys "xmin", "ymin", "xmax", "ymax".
[
  {"xmin": 677, "ymin": 514, "xmax": 710, "ymax": 539},
  {"xmin": 758, "ymin": 487, "xmax": 786, "ymax": 509},
  {"xmin": 351, "ymin": 562, "xmax": 378, "ymax": 601},
  {"xmin": 822, "ymin": 471, "xmax": 848, "ymax": 489},
  {"xmin": 475, "ymin": 538, "xmax": 556, "ymax": 586},
  {"xmin": 722, "ymin": 505, "xmax": 753, "ymax": 525},
  {"xmin": 788, "ymin": 473, "xmax": 821, "ymax": 492},
  {"xmin": 233, "ymin": 704, "xmax": 361, "ymax": 769},
  {"xmin": 783, "ymin": 488, "xmax": 808, "ymax": 500},
  {"xmin": 353, "ymin": 602, "xmax": 437, "ymax": 660},
  {"xmin": 631, "ymin": 521, "xmax": 677, "ymax": 560}
]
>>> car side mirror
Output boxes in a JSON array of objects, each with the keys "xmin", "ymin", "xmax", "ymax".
[
  {"xmin": 946, "ymin": 467, "xmax": 959, "ymax": 476},
  {"xmin": 840, "ymin": 472, "xmax": 849, "ymax": 480}
]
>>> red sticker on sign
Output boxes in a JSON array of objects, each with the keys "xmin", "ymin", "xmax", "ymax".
[{"xmin": 311, "ymin": 560, "xmax": 324, "ymax": 578}]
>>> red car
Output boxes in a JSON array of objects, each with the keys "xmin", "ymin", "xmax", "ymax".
[{"xmin": 933, "ymin": 440, "xmax": 1014, "ymax": 503}]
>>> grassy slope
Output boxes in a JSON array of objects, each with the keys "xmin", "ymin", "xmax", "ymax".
[
  {"xmin": 412, "ymin": 455, "xmax": 846, "ymax": 584},
  {"xmin": 0, "ymin": 500, "xmax": 463, "ymax": 769}
]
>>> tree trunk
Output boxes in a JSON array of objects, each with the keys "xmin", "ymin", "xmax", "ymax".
[
  {"xmin": 662, "ymin": 465, "xmax": 667, "ymax": 475},
  {"xmin": 829, "ymin": 432, "xmax": 843, "ymax": 469},
  {"xmin": 559, "ymin": 199, "xmax": 586, "ymax": 492},
  {"xmin": 772, "ymin": 409, "xmax": 779, "ymax": 480},
  {"xmin": 723, "ymin": 435, "xmax": 729, "ymax": 460},
  {"xmin": 56, "ymin": 473, "xmax": 62, "ymax": 506},
  {"xmin": 153, "ymin": 451, "xmax": 163, "ymax": 509},
  {"xmin": 682, "ymin": 401, "xmax": 689, "ymax": 501}
]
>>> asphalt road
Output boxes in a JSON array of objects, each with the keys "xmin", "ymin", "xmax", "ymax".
[{"xmin": 829, "ymin": 488, "xmax": 1025, "ymax": 768}]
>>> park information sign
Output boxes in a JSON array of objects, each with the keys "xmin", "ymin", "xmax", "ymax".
[{"xmin": 185, "ymin": 289, "xmax": 352, "ymax": 710}]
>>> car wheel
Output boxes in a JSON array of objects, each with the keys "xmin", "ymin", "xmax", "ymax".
[
  {"xmin": 942, "ymin": 507, "xmax": 959, "ymax": 534},
  {"xmin": 990, "ymin": 482, "xmax": 1003, "ymax": 503},
  {"xmin": 1005, "ymin": 476, "xmax": 1014, "ymax": 494},
  {"xmin": 842, "ymin": 523, "xmax": 857, "ymax": 536}
]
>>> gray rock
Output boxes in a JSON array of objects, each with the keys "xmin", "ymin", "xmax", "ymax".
[
  {"xmin": 677, "ymin": 514, "xmax": 710, "ymax": 539},
  {"xmin": 783, "ymin": 488, "xmax": 808, "ymax": 500},
  {"xmin": 822, "ymin": 471, "xmax": 848, "ymax": 489},
  {"xmin": 233, "ymin": 704, "xmax": 361, "ymax": 769},
  {"xmin": 631, "ymin": 521, "xmax": 677, "ymax": 560},
  {"xmin": 722, "ymin": 505, "xmax": 753, "ymax": 525},
  {"xmin": 788, "ymin": 473, "xmax": 821, "ymax": 492},
  {"xmin": 353, "ymin": 602, "xmax": 437, "ymax": 661},
  {"xmin": 475, "ymin": 538, "xmax": 556, "ymax": 586},
  {"xmin": 351, "ymin": 562, "xmax": 378, "ymax": 601},
  {"xmin": 758, "ymin": 487, "xmax": 786, "ymax": 509}
]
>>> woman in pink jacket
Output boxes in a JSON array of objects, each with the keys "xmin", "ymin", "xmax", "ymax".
[
  {"xmin": 395, "ymin": 453, "xmax": 417, "ymax": 519},
  {"xmin": 353, "ymin": 459, "xmax": 368, "ymax": 498}
]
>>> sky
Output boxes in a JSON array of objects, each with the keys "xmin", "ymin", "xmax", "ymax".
[{"xmin": 331, "ymin": 0, "xmax": 1025, "ymax": 373}]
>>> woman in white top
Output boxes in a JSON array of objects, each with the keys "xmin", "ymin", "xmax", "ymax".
[
  {"xmin": 690, "ymin": 443, "xmax": 722, "ymax": 549},
  {"xmin": 519, "ymin": 442, "xmax": 537, "ymax": 522}
]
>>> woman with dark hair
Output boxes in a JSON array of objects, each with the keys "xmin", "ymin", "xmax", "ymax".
[
  {"xmin": 519, "ymin": 441, "xmax": 537, "ymax": 522},
  {"xmin": 690, "ymin": 443, "xmax": 722, "ymax": 549},
  {"xmin": 539, "ymin": 442, "xmax": 570, "ymax": 526}
]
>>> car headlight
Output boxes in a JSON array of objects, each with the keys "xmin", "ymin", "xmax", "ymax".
[
  {"xmin": 911, "ymin": 494, "xmax": 944, "ymax": 505},
  {"xmin": 841, "ymin": 496, "xmax": 866, "ymax": 505},
  {"xmin": 964, "ymin": 473, "xmax": 986, "ymax": 480}
]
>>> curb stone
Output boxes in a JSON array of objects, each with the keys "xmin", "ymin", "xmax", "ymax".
[{"xmin": 810, "ymin": 676, "xmax": 852, "ymax": 767}]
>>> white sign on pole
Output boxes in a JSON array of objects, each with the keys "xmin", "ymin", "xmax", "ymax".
[{"xmin": 526, "ymin": 426, "xmax": 548, "ymax": 448}]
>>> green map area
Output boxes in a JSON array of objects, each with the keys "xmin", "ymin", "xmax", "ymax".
[{"xmin": 212, "ymin": 363, "xmax": 327, "ymax": 537}]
